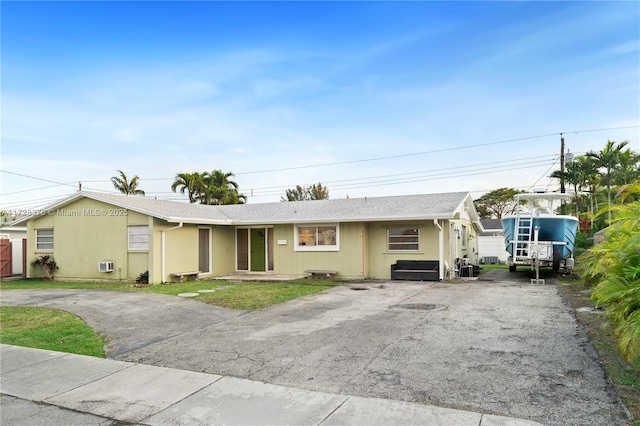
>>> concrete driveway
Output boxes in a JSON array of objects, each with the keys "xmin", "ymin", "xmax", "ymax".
[{"xmin": 0, "ymin": 271, "xmax": 630, "ymax": 425}]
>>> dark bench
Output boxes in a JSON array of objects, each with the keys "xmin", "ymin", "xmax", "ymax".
[{"xmin": 391, "ymin": 260, "xmax": 439, "ymax": 281}]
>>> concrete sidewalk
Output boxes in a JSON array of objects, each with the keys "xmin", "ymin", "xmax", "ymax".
[{"xmin": 0, "ymin": 344, "xmax": 542, "ymax": 426}]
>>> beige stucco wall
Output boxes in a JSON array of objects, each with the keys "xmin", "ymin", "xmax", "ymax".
[
  {"xmin": 271, "ymin": 223, "xmax": 366, "ymax": 279},
  {"xmin": 25, "ymin": 195, "xmax": 481, "ymax": 283},
  {"xmin": 365, "ymin": 221, "xmax": 441, "ymax": 279},
  {"xmin": 151, "ymin": 220, "xmax": 237, "ymax": 283},
  {"xmin": 448, "ymin": 219, "xmax": 480, "ymax": 266},
  {"xmin": 211, "ymin": 226, "xmax": 236, "ymax": 276},
  {"xmin": 27, "ymin": 197, "xmax": 151, "ymax": 282},
  {"xmin": 155, "ymin": 221, "xmax": 199, "ymax": 283},
  {"xmin": 268, "ymin": 220, "xmax": 476, "ymax": 280}
]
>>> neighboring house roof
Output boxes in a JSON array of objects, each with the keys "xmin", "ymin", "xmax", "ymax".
[
  {"xmin": 12, "ymin": 191, "xmax": 482, "ymax": 227},
  {"xmin": 480, "ymin": 219, "xmax": 502, "ymax": 231},
  {"xmin": 0, "ymin": 226, "xmax": 27, "ymax": 232}
]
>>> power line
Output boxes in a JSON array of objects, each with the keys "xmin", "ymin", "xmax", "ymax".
[
  {"xmin": 245, "ymin": 154, "xmax": 557, "ymax": 194},
  {"xmin": 234, "ymin": 133, "xmax": 561, "ymax": 176},
  {"xmin": 248, "ymin": 158, "xmax": 558, "ymax": 198},
  {"xmin": 1, "ymin": 125, "xmax": 636, "ymax": 206},
  {"xmin": 0, "ymin": 170, "xmax": 76, "ymax": 188},
  {"xmin": 138, "ymin": 154, "xmax": 557, "ymax": 199},
  {"xmin": 233, "ymin": 125, "xmax": 639, "ymax": 176}
]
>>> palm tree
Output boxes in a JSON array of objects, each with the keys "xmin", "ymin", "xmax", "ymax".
[
  {"xmin": 586, "ymin": 140, "xmax": 630, "ymax": 214},
  {"xmin": 201, "ymin": 170, "xmax": 246, "ymax": 205},
  {"xmin": 613, "ymin": 149, "xmax": 640, "ymax": 185},
  {"xmin": 585, "ymin": 199, "xmax": 640, "ymax": 368},
  {"xmin": 111, "ymin": 170, "xmax": 145, "ymax": 196},
  {"xmin": 551, "ymin": 160, "xmax": 585, "ymax": 216},
  {"xmin": 171, "ymin": 172, "xmax": 203, "ymax": 203},
  {"xmin": 579, "ymin": 155, "xmax": 602, "ymax": 228}
]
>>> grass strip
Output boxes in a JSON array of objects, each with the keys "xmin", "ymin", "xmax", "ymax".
[
  {"xmin": 558, "ymin": 279, "xmax": 640, "ymax": 424},
  {"xmin": 0, "ymin": 306, "xmax": 105, "ymax": 357},
  {"xmin": 0, "ymin": 279, "xmax": 341, "ymax": 310}
]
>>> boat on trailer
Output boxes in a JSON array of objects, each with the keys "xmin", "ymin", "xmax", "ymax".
[{"xmin": 501, "ymin": 192, "xmax": 579, "ymax": 273}]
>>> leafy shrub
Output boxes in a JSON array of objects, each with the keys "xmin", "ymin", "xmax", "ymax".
[
  {"xmin": 573, "ymin": 230, "xmax": 594, "ymax": 258},
  {"xmin": 581, "ymin": 199, "xmax": 640, "ymax": 369},
  {"xmin": 136, "ymin": 270, "xmax": 149, "ymax": 285},
  {"xmin": 32, "ymin": 255, "xmax": 59, "ymax": 281}
]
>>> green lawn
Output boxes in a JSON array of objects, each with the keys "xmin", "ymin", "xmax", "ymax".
[
  {"xmin": 478, "ymin": 263, "xmax": 508, "ymax": 274},
  {"xmin": 0, "ymin": 306, "xmax": 105, "ymax": 357},
  {"xmin": 0, "ymin": 278, "xmax": 341, "ymax": 310},
  {"xmin": 0, "ymin": 278, "xmax": 340, "ymax": 356}
]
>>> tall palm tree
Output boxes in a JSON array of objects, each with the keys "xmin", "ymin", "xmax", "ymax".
[
  {"xmin": 586, "ymin": 140, "xmax": 630, "ymax": 214},
  {"xmin": 111, "ymin": 170, "xmax": 145, "ymax": 196},
  {"xmin": 580, "ymin": 155, "xmax": 602, "ymax": 227},
  {"xmin": 613, "ymin": 149, "xmax": 640, "ymax": 185},
  {"xmin": 201, "ymin": 170, "xmax": 246, "ymax": 205},
  {"xmin": 171, "ymin": 172, "xmax": 203, "ymax": 203},
  {"xmin": 551, "ymin": 160, "xmax": 585, "ymax": 215}
]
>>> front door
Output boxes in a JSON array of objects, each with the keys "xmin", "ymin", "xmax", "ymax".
[
  {"xmin": 198, "ymin": 228, "xmax": 210, "ymax": 273},
  {"xmin": 237, "ymin": 228, "xmax": 274, "ymax": 272},
  {"xmin": 250, "ymin": 229, "xmax": 266, "ymax": 271}
]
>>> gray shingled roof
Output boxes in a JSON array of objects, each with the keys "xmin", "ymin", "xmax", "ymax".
[
  {"xmin": 480, "ymin": 219, "xmax": 503, "ymax": 230},
  {"xmin": 214, "ymin": 192, "xmax": 471, "ymax": 224},
  {"xmin": 15, "ymin": 191, "xmax": 474, "ymax": 226}
]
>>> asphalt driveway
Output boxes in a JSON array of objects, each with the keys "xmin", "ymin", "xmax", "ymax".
[{"xmin": 0, "ymin": 271, "xmax": 630, "ymax": 425}]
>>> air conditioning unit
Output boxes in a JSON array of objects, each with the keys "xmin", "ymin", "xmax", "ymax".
[{"xmin": 98, "ymin": 261, "xmax": 114, "ymax": 273}]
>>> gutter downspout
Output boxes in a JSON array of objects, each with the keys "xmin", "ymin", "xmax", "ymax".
[
  {"xmin": 161, "ymin": 222, "xmax": 183, "ymax": 283},
  {"xmin": 434, "ymin": 219, "xmax": 444, "ymax": 281}
]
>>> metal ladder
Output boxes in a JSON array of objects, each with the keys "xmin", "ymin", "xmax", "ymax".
[{"xmin": 514, "ymin": 212, "xmax": 533, "ymax": 262}]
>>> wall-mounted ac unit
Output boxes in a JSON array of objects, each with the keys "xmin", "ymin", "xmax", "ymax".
[{"xmin": 98, "ymin": 261, "xmax": 114, "ymax": 273}]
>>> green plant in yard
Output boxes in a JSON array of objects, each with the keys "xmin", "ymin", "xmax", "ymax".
[
  {"xmin": 136, "ymin": 270, "xmax": 149, "ymax": 285},
  {"xmin": 32, "ymin": 255, "xmax": 59, "ymax": 281},
  {"xmin": 0, "ymin": 279, "xmax": 341, "ymax": 310},
  {"xmin": 580, "ymin": 196, "xmax": 640, "ymax": 369}
]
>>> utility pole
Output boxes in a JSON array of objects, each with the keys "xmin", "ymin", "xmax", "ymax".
[
  {"xmin": 560, "ymin": 133, "xmax": 565, "ymax": 194},
  {"xmin": 560, "ymin": 134, "xmax": 566, "ymax": 215}
]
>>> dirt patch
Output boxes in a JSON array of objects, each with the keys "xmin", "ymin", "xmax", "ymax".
[{"xmin": 558, "ymin": 280, "xmax": 640, "ymax": 423}]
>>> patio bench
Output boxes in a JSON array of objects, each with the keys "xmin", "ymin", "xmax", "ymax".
[
  {"xmin": 390, "ymin": 260, "xmax": 439, "ymax": 281},
  {"xmin": 170, "ymin": 271, "xmax": 200, "ymax": 283},
  {"xmin": 305, "ymin": 269, "xmax": 338, "ymax": 279}
]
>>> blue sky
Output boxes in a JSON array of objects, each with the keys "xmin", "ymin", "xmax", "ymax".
[{"xmin": 1, "ymin": 1, "xmax": 639, "ymax": 210}]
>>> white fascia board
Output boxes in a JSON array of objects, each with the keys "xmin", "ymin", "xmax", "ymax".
[
  {"xmin": 232, "ymin": 214, "xmax": 454, "ymax": 226},
  {"xmin": 165, "ymin": 217, "xmax": 234, "ymax": 226},
  {"xmin": 7, "ymin": 192, "xmax": 86, "ymax": 225}
]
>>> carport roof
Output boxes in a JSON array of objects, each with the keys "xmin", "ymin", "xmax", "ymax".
[{"xmin": 12, "ymin": 191, "xmax": 480, "ymax": 226}]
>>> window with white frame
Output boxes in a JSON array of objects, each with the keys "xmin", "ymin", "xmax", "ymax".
[
  {"xmin": 295, "ymin": 224, "xmax": 339, "ymax": 251},
  {"xmin": 387, "ymin": 228, "xmax": 419, "ymax": 251},
  {"xmin": 461, "ymin": 225, "xmax": 467, "ymax": 247},
  {"xmin": 128, "ymin": 225, "xmax": 149, "ymax": 250},
  {"xmin": 36, "ymin": 228, "xmax": 54, "ymax": 251}
]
